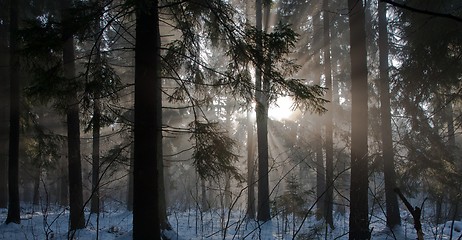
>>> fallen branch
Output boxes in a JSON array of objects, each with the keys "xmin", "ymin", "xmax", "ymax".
[{"xmin": 394, "ymin": 188, "xmax": 424, "ymax": 240}]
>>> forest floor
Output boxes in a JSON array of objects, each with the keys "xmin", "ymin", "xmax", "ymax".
[{"xmin": 0, "ymin": 203, "xmax": 461, "ymax": 239}]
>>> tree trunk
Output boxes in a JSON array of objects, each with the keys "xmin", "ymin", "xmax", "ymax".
[
  {"xmin": 348, "ymin": 0, "xmax": 370, "ymax": 238},
  {"xmin": 5, "ymin": 0, "xmax": 20, "ymax": 224},
  {"xmin": 0, "ymin": 0, "xmax": 10, "ymax": 209},
  {"xmin": 255, "ymin": 0, "xmax": 270, "ymax": 222},
  {"xmin": 312, "ymin": 8, "xmax": 326, "ymax": 221},
  {"xmin": 59, "ymin": 153, "xmax": 69, "ymax": 206},
  {"xmin": 224, "ymin": 107, "xmax": 232, "ymax": 208},
  {"xmin": 246, "ymin": 110, "xmax": 256, "ymax": 219},
  {"xmin": 62, "ymin": 0, "xmax": 85, "ymax": 230},
  {"xmin": 445, "ymin": 101, "xmax": 461, "ymax": 221},
  {"xmin": 201, "ymin": 178, "xmax": 208, "ymax": 211},
  {"xmin": 323, "ymin": 0, "xmax": 334, "ymax": 228},
  {"xmin": 378, "ymin": 0, "xmax": 401, "ymax": 229},
  {"xmin": 158, "ymin": 99, "xmax": 171, "ymax": 231},
  {"xmin": 127, "ymin": 140, "xmax": 134, "ymax": 211},
  {"xmin": 90, "ymin": 97, "xmax": 100, "ymax": 214},
  {"xmin": 127, "ymin": 110, "xmax": 134, "ymax": 211},
  {"xmin": 90, "ymin": 0, "xmax": 103, "ymax": 214},
  {"xmin": 133, "ymin": 0, "xmax": 161, "ymax": 238},
  {"xmin": 32, "ymin": 168, "xmax": 40, "ymax": 206}
]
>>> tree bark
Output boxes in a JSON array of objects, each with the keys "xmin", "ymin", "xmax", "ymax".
[
  {"xmin": 255, "ymin": 0, "xmax": 270, "ymax": 222},
  {"xmin": 312, "ymin": 8, "xmax": 326, "ymax": 221},
  {"xmin": 127, "ymin": 110, "xmax": 134, "ymax": 211},
  {"xmin": 201, "ymin": 178, "xmax": 208, "ymax": 211},
  {"xmin": 0, "ymin": 0, "xmax": 10, "ymax": 210},
  {"xmin": 446, "ymin": 102, "xmax": 461, "ymax": 220},
  {"xmin": 246, "ymin": 110, "xmax": 256, "ymax": 219},
  {"xmin": 378, "ymin": 0, "xmax": 401, "ymax": 229},
  {"xmin": 323, "ymin": 0, "xmax": 334, "ymax": 228},
  {"xmin": 59, "ymin": 152, "xmax": 69, "ymax": 206},
  {"xmin": 90, "ymin": 97, "xmax": 100, "ymax": 214},
  {"xmin": 133, "ymin": 0, "xmax": 161, "ymax": 238},
  {"xmin": 62, "ymin": 0, "xmax": 85, "ymax": 230},
  {"xmin": 90, "ymin": 0, "xmax": 103, "ymax": 214},
  {"xmin": 348, "ymin": 0, "xmax": 370, "ymax": 238},
  {"xmin": 245, "ymin": 0, "xmax": 256, "ymax": 221},
  {"xmin": 5, "ymin": 0, "xmax": 20, "ymax": 224},
  {"xmin": 32, "ymin": 168, "xmax": 40, "ymax": 206}
]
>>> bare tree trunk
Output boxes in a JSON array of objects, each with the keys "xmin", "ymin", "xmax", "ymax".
[
  {"xmin": 0, "ymin": 0, "xmax": 10, "ymax": 209},
  {"xmin": 201, "ymin": 178, "xmax": 208, "ymax": 211},
  {"xmin": 246, "ymin": 110, "xmax": 256, "ymax": 219},
  {"xmin": 59, "ymin": 152, "xmax": 69, "ymax": 206},
  {"xmin": 445, "ymin": 100, "xmax": 461, "ymax": 221},
  {"xmin": 255, "ymin": 0, "xmax": 270, "ymax": 222},
  {"xmin": 224, "ymin": 106, "xmax": 232, "ymax": 208},
  {"xmin": 244, "ymin": 0, "xmax": 256, "ymax": 222},
  {"xmin": 312, "ymin": 8, "xmax": 326, "ymax": 220},
  {"xmin": 127, "ymin": 139, "xmax": 134, "ymax": 211},
  {"xmin": 378, "ymin": 0, "xmax": 401, "ymax": 229},
  {"xmin": 323, "ymin": 0, "xmax": 334, "ymax": 228},
  {"xmin": 90, "ymin": 0, "xmax": 103, "ymax": 214},
  {"xmin": 32, "ymin": 168, "xmax": 40, "ymax": 206},
  {"xmin": 127, "ymin": 110, "xmax": 134, "ymax": 211},
  {"xmin": 90, "ymin": 97, "xmax": 101, "ymax": 214},
  {"xmin": 6, "ymin": 0, "xmax": 20, "ymax": 223},
  {"xmin": 133, "ymin": 0, "xmax": 161, "ymax": 238},
  {"xmin": 62, "ymin": 0, "xmax": 85, "ymax": 230},
  {"xmin": 348, "ymin": 0, "xmax": 370, "ymax": 238}
]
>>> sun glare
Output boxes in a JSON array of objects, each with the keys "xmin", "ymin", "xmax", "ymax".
[{"xmin": 269, "ymin": 96, "xmax": 295, "ymax": 121}]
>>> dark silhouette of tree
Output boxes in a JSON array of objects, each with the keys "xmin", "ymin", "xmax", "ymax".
[
  {"xmin": 61, "ymin": 0, "xmax": 85, "ymax": 231},
  {"xmin": 378, "ymin": 0, "xmax": 401, "ymax": 229},
  {"xmin": 255, "ymin": 0, "xmax": 271, "ymax": 222},
  {"xmin": 90, "ymin": 0, "xmax": 102, "ymax": 215},
  {"xmin": 5, "ymin": 0, "xmax": 20, "ymax": 225},
  {"xmin": 133, "ymin": 0, "xmax": 161, "ymax": 238},
  {"xmin": 0, "ymin": 0, "xmax": 9, "ymax": 210},
  {"xmin": 348, "ymin": 0, "xmax": 370, "ymax": 238}
]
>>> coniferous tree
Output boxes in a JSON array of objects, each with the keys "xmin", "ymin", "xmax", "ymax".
[
  {"xmin": 5, "ymin": 0, "xmax": 20, "ymax": 225},
  {"xmin": 255, "ymin": 0, "xmax": 271, "ymax": 222},
  {"xmin": 378, "ymin": 0, "xmax": 401, "ymax": 229},
  {"xmin": 90, "ymin": 0, "xmax": 102, "ymax": 215},
  {"xmin": 389, "ymin": 0, "xmax": 462, "ymax": 223},
  {"xmin": 244, "ymin": 1, "xmax": 256, "ymax": 220},
  {"xmin": 348, "ymin": 0, "xmax": 370, "ymax": 238},
  {"xmin": 61, "ymin": 0, "xmax": 85, "ymax": 231}
]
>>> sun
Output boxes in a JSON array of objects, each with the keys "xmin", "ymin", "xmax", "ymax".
[{"xmin": 268, "ymin": 96, "xmax": 295, "ymax": 121}]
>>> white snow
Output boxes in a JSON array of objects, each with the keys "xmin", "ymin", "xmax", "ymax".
[{"xmin": 0, "ymin": 204, "xmax": 461, "ymax": 239}]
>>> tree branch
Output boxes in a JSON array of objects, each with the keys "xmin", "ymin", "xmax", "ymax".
[
  {"xmin": 381, "ymin": 0, "xmax": 462, "ymax": 23},
  {"xmin": 394, "ymin": 188, "xmax": 424, "ymax": 240}
]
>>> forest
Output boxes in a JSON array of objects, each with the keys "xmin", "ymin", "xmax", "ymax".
[{"xmin": 0, "ymin": 0, "xmax": 462, "ymax": 239}]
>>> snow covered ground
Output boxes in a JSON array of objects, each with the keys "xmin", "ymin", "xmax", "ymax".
[{"xmin": 0, "ymin": 203, "xmax": 461, "ymax": 239}]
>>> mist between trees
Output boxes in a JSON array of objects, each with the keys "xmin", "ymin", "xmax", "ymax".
[{"xmin": 0, "ymin": 0, "xmax": 461, "ymax": 239}]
